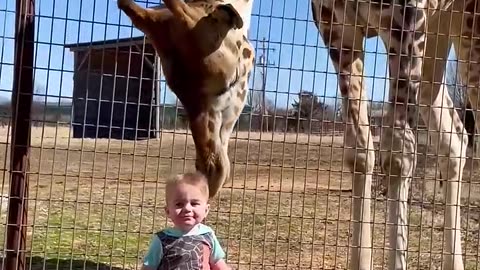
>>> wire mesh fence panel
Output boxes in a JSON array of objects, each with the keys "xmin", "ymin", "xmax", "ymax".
[{"xmin": 1, "ymin": 0, "xmax": 480, "ymax": 269}]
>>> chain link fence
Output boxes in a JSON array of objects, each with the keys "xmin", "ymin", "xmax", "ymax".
[{"xmin": 1, "ymin": 0, "xmax": 480, "ymax": 269}]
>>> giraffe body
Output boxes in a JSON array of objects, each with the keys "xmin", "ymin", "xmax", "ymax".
[
  {"xmin": 312, "ymin": 0, "xmax": 480, "ymax": 269},
  {"xmin": 117, "ymin": 0, "xmax": 255, "ymax": 197}
]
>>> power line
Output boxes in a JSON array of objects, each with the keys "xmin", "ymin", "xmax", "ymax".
[{"xmin": 255, "ymin": 37, "xmax": 275, "ymax": 131}]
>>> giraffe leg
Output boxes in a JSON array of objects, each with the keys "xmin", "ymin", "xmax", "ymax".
[
  {"xmin": 378, "ymin": 3, "xmax": 428, "ymax": 269},
  {"xmin": 455, "ymin": 10, "xmax": 480, "ymax": 159},
  {"xmin": 419, "ymin": 10, "xmax": 466, "ymax": 268},
  {"xmin": 117, "ymin": 0, "xmax": 155, "ymax": 32},
  {"xmin": 312, "ymin": 3, "xmax": 374, "ymax": 269},
  {"xmin": 436, "ymin": 2, "xmax": 480, "ymax": 267}
]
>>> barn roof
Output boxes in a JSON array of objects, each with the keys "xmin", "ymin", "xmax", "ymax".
[{"xmin": 64, "ymin": 36, "xmax": 151, "ymax": 52}]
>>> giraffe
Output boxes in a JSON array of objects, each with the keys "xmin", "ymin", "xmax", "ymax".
[
  {"xmin": 311, "ymin": 0, "xmax": 480, "ymax": 269},
  {"xmin": 117, "ymin": 0, "xmax": 255, "ymax": 198}
]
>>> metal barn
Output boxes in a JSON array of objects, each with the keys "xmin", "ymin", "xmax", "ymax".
[{"xmin": 64, "ymin": 36, "xmax": 161, "ymax": 140}]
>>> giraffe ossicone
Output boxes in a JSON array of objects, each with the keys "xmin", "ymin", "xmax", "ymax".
[{"xmin": 117, "ymin": 0, "xmax": 255, "ymax": 197}]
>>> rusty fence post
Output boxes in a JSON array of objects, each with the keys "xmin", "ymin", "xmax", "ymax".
[{"xmin": 5, "ymin": 0, "xmax": 35, "ymax": 269}]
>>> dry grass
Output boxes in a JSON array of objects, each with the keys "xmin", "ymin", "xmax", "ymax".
[{"xmin": 0, "ymin": 126, "xmax": 479, "ymax": 269}]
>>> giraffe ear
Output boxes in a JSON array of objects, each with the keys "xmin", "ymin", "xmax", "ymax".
[{"xmin": 212, "ymin": 4, "xmax": 244, "ymax": 29}]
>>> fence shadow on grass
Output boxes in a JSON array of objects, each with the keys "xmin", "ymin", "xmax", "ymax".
[{"xmin": 17, "ymin": 256, "xmax": 129, "ymax": 270}]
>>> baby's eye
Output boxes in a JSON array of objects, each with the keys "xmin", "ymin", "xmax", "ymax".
[{"xmin": 176, "ymin": 203, "xmax": 183, "ymax": 207}]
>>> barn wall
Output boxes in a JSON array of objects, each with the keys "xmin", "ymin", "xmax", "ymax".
[{"xmin": 72, "ymin": 46, "xmax": 158, "ymax": 140}]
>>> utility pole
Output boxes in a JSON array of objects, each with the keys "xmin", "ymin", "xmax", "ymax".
[{"xmin": 256, "ymin": 37, "xmax": 275, "ymax": 131}]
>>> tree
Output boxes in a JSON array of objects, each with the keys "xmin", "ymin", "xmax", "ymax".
[
  {"xmin": 34, "ymin": 83, "xmax": 47, "ymax": 103},
  {"xmin": 292, "ymin": 90, "xmax": 325, "ymax": 118},
  {"xmin": 291, "ymin": 90, "xmax": 329, "ymax": 132}
]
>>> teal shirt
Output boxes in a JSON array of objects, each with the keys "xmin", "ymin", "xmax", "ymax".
[{"xmin": 143, "ymin": 224, "xmax": 226, "ymax": 269}]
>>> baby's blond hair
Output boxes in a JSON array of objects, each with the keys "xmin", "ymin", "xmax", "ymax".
[{"xmin": 165, "ymin": 172, "xmax": 209, "ymax": 201}]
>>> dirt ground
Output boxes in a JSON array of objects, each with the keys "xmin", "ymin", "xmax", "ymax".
[{"xmin": 0, "ymin": 126, "xmax": 479, "ymax": 269}]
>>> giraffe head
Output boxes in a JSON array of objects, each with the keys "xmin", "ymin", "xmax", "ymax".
[
  {"xmin": 117, "ymin": 0, "xmax": 247, "ymax": 96},
  {"xmin": 118, "ymin": 0, "xmax": 255, "ymax": 197}
]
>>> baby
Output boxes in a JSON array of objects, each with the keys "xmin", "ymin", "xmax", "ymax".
[{"xmin": 141, "ymin": 172, "xmax": 231, "ymax": 270}]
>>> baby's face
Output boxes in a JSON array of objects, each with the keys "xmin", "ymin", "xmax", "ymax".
[{"xmin": 165, "ymin": 183, "xmax": 210, "ymax": 232}]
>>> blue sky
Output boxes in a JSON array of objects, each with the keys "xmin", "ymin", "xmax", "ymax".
[{"xmin": 0, "ymin": 0, "xmax": 456, "ymax": 109}]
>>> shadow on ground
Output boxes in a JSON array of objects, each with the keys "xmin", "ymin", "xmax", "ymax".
[{"xmin": 1, "ymin": 256, "xmax": 128, "ymax": 270}]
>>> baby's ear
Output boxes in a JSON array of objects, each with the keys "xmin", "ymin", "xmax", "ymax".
[{"xmin": 212, "ymin": 4, "xmax": 244, "ymax": 29}]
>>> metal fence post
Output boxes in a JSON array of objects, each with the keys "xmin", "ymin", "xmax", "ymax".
[{"xmin": 5, "ymin": 0, "xmax": 35, "ymax": 269}]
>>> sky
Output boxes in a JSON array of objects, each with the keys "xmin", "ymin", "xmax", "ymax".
[{"xmin": 0, "ymin": 0, "xmax": 458, "ymax": 110}]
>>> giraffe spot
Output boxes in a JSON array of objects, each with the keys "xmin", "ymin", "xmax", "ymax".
[
  {"xmin": 321, "ymin": 27, "xmax": 340, "ymax": 44},
  {"xmin": 399, "ymin": 58, "xmax": 410, "ymax": 72},
  {"xmin": 396, "ymin": 79, "xmax": 408, "ymax": 91},
  {"xmin": 390, "ymin": 27, "xmax": 403, "ymax": 43},
  {"xmin": 320, "ymin": 7, "xmax": 334, "ymax": 22},
  {"xmin": 338, "ymin": 75, "xmax": 351, "ymax": 95},
  {"xmin": 242, "ymin": 48, "xmax": 252, "ymax": 59},
  {"xmin": 341, "ymin": 59, "xmax": 351, "ymax": 69},
  {"xmin": 236, "ymin": 40, "xmax": 242, "ymax": 48},
  {"xmin": 329, "ymin": 48, "xmax": 340, "ymax": 63},
  {"xmin": 414, "ymin": 31, "xmax": 425, "ymax": 42},
  {"xmin": 407, "ymin": 44, "xmax": 413, "ymax": 54},
  {"xmin": 389, "ymin": 47, "xmax": 397, "ymax": 56},
  {"xmin": 240, "ymin": 81, "xmax": 246, "ymax": 90},
  {"xmin": 467, "ymin": 17, "xmax": 473, "ymax": 28},
  {"xmin": 399, "ymin": 5, "xmax": 418, "ymax": 31},
  {"xmin": 466, "ymin": 1, "xmax": 475, "ymax": 12},
  {"xmin": 390, "ymin": 96, "xmax": 407, "ymax": 106}
]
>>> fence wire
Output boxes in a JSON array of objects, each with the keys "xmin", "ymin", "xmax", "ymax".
[{"xmin": 1, "ymin": 0, "xmax": 480, "ymax": 269}]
